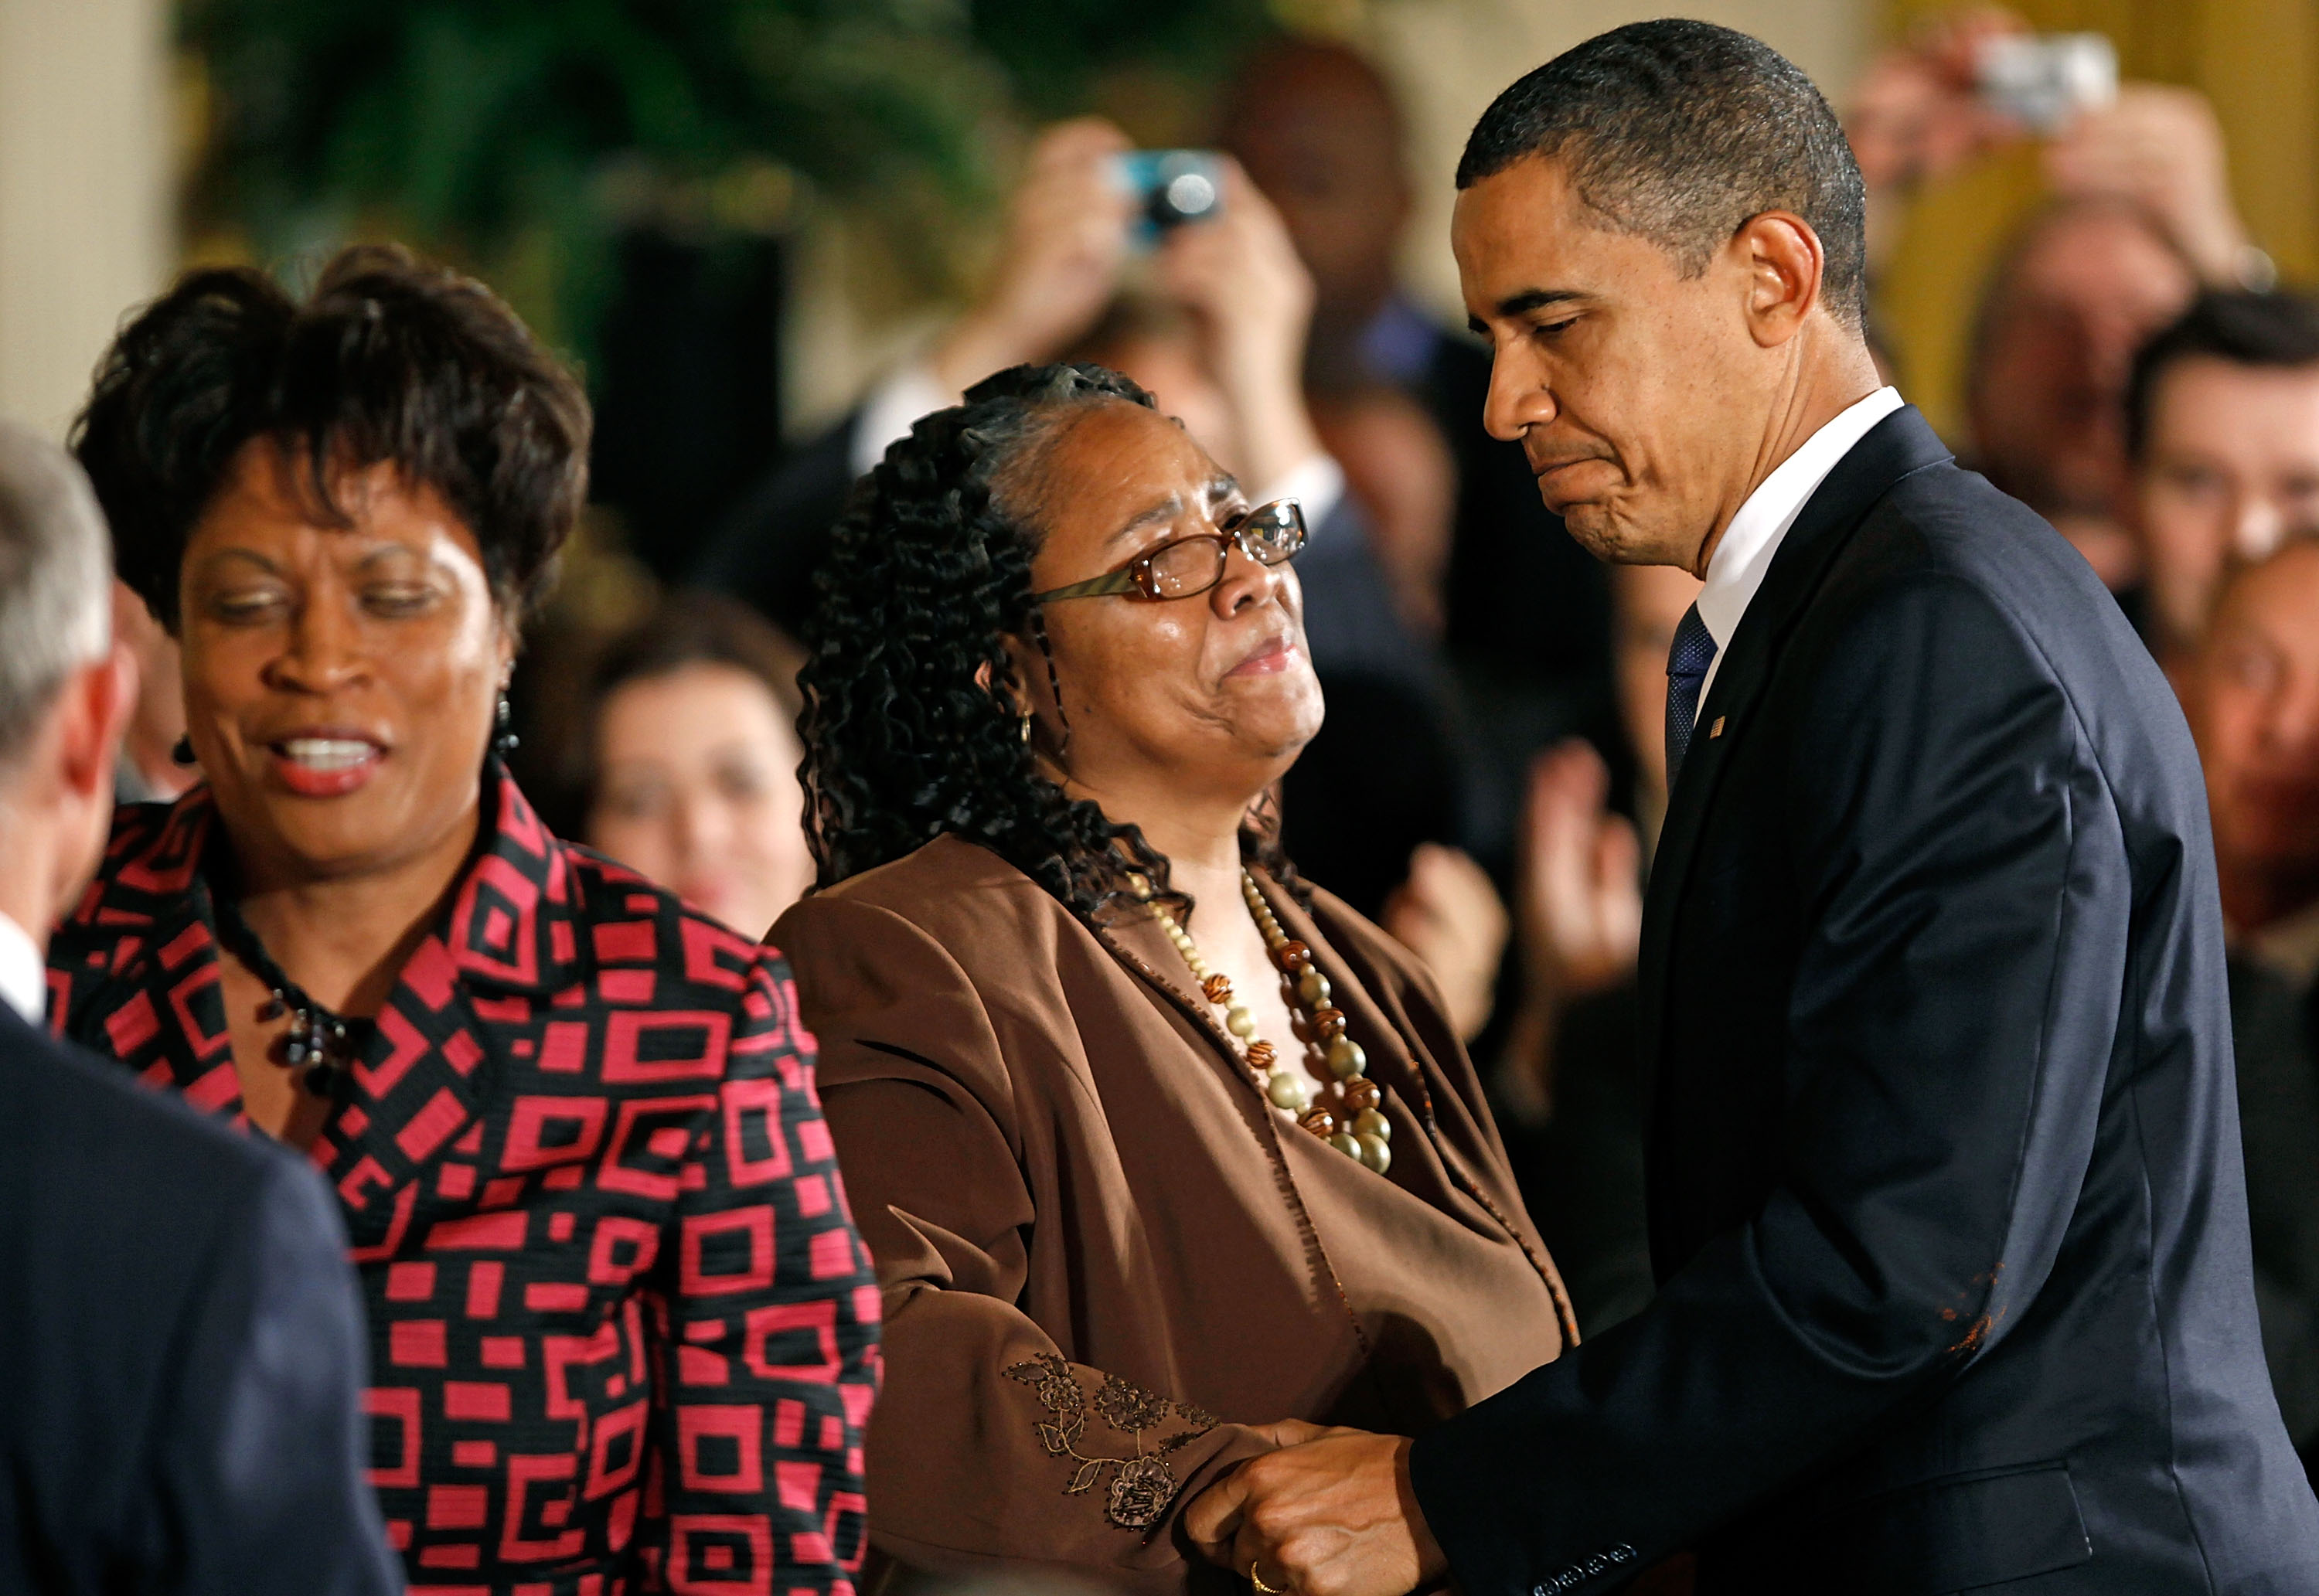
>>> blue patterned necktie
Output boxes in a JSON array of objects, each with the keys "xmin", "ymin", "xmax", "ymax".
[{"xmin": 1664, "ymin": 603, "xmax": 1718, "ymax": 784}]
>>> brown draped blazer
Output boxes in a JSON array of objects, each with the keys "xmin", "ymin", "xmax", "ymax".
[{"xmin": 771, "ymin": 835, "xmax": 1574, "ymax": 1594}]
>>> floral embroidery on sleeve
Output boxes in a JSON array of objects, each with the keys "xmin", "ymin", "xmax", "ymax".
[{"xmin": 1003, "ymin": 1355, "xmax": 1219, "ymax": 1530}]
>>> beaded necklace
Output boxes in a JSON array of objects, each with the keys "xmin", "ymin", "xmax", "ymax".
[
  {"xmin": 203, "ymin": 879, "xmax": 369, "ymax": 1097},
  {"xmin": 1146, "ymin": 869, "xmax": 1393, "ymax": 1174}
]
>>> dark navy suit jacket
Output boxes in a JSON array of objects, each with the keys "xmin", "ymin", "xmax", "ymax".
[
  {"xmin": 0, "ymin": 1003, "xmax": 400, "ymax": 1594},
  {"xmin": 1409, "ymin": 408, "xmax": 2319, "ymax": 1594}
]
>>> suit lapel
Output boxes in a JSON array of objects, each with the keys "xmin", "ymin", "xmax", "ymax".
[{"xmin": 1635, "ymin": 408, "xmax": 1955, "ymax": 1076}]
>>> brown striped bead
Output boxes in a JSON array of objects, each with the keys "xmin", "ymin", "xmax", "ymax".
[
  {"xmin": 1342, "ymin": 1078, "xmax": 1381, "ymax": 1111},
  {"xmin": 1298, "ymin": 1107, "xmax": 1337, "ymax": 1139},
  {"xmin": 1244, "ymin": 1040, "xmax": 1278, "ymax": 1070},
  {"xmin": 1200, "ymin": 973, "xmax": 1234, "ymax": 1006},
  {"xmin": 1275, "ymin": 939, "xmax": 1311, "ymax": 973},
  {"xmin": 1312, "ymin": 1006, "xmax": 1347, "ymax": 1041}
]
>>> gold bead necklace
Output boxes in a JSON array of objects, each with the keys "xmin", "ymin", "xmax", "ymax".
[{"xmin": 1146, "ymin": 870, "xmax": 1392, "ymax": 1173}]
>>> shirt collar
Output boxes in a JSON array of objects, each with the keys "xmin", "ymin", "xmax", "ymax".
[
  {"xmin": 0, "ymin": 910, "xmax": 41, "ymax": 1024},
  {"xmin": 1694, "ymin": 386, "xmax": 1904, "ymax": 653}
]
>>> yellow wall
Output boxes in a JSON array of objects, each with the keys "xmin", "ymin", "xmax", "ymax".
[{"xmin": 1880, "ymin": 0, "xmax": 2319, "ymax": 441}]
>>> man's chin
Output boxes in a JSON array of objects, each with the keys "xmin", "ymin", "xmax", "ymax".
[{"xmin": 1557, "ymin": 503, "xmax": 1650, "ymax": 565}]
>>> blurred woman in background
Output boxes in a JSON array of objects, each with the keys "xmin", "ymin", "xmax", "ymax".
[
  {"xmin": 536, "ymin": 593, "xmax": 813, "ymax": 940},
  {"xmin": 54, "ymin": 245, "xmax": 877, "ymax": 1594}
]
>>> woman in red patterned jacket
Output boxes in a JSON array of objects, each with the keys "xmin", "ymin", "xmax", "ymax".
[{"xmin": 50, "ymin": 245, "xmax": 880, "ymax": 1596}]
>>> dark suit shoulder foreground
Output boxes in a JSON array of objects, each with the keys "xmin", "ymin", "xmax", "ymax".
[
  {"xmin": 0, "ymin": 1006, "xmax": 399, "ymax": 1596},
  {"xmin": 1408, "ymin": 407, "xmax": 2319, "ymax": 1596}
]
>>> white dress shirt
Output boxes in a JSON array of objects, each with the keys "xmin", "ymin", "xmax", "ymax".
[
  {"xmin": 1693, "ymin": 386, "xmax": 1904, "ymax": 716},
  {"xmin": 0, "ymin": 909, "xmax": 44, "ymax": 1025}
]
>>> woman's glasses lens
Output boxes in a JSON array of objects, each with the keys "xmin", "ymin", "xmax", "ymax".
[{"xmin": 1141, "ymin": 501, "xmax": 1307, "ymax": 599}]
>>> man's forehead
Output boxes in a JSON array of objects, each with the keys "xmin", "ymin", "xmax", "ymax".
[{"xmin": 1453, "ymin": 160, "xmax": 1647, "ymax": 311}]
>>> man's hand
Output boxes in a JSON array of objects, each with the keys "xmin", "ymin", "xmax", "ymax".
[
  {"xmin": 2043, "ymin": 84, "xmax": 2249, "ymax": 284},
  {"xmin": 1156, "ymin": 162, "xmax": 1323, "ymax": 493},
  {"xmin": 1184, "ymin": 1429, "xmax": 1448, "ymax": 1596},
  {"xmin": 931, "ymin": 117, "xmax": 1135, "ymax": 393}
]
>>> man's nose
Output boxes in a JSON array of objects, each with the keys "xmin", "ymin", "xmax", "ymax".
[
  {"xmin": 1483, "ymin": 349, "xmax": 1555, "ymax": 444},
  {"xmin": 2235, "ymin": 495, "xmax": 2287, "ymax": 563}
]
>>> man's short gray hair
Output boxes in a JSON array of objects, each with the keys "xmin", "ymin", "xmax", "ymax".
[{"xmin": 0, "ymin": 422, "xmax": 112, "ymax": 767}]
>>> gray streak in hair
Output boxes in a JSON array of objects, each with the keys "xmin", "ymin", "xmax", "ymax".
[{"xmin": 0, "ymin": 423, "xmax": 113, "ymax": 767}]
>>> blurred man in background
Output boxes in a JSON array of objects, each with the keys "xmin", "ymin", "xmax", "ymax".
[
  {"xmin": 2178, "ymin": 535, "xmax": 2319, "ymax": 1485},
  {"xmin": 1846, "ymin": 7, "xmax": 2259, "ymax": 590},
  {"xmin": 2124, "ymin": 290, "xmax": 2319, "ymax": 660},
  {"xmin": 0, "ymin": 422, "xmax": 396, "ymax": 1596}
]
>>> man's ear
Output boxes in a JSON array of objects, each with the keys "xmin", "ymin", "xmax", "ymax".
[
  {"xmin": 56, "ymin": 642, "xmax": 139, "ymax": 807},
  {"xmin": 1735, "ymin": 210, "xmax": 1824, "ymax": 349}
]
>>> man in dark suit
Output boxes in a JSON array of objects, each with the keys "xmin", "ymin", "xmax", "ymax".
[
  {"xmin": 1188, "ymin": 21, "xmax": 2319, "ymax": 1594},
  {"xmin": 0, "ymin": 422, "xmax": 399, "ymax": 1595}
]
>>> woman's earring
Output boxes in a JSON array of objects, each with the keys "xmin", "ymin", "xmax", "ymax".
[
  {"xmin": 170, "ymin": 734, "xmax": 196, "ymax": 767},
  {"xmin": 1020, "ymin": 708, "xmax": 1034, "ymax": 745},
  {"xmin": 493, "ymin": 692, "xmax": 519, "ymax": 757}
]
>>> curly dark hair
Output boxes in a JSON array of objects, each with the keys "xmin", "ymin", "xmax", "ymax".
[
  {"xmin": 71, "ymin": 243, "xmax": 590, "ymax": 632},
  {"xmin": 800, "ymin": 361, "xmax": 1299, "ymax": 924}
]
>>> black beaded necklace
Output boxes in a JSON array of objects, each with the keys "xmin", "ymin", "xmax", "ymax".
[{"xmin": 202, "ymin": 878, "xmax": 371, "ymax": 1096}]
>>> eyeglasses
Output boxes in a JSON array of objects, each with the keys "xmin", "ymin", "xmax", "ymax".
[{"xmin": 1028, "ymin": 499, "xmax": 1306, "ymax": 604}]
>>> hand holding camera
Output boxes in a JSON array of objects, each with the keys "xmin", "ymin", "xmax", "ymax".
[{"xmin": 931, "ymin": 117, "xmax": 1136, "ymax": 394}]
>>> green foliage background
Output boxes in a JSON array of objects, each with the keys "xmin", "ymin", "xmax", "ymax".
[{"xmin": 183, "ymin": 0, "xmax": 1285, "ymax": 367}]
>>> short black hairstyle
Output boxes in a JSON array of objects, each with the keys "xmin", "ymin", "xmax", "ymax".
[
  {"xmin": 73, "ymin": 243, "xmax": 591, "ymax": 632},
  {"xmin": 2126, "ymin": 289, "xmax": 2319, "ymax": 461},
  {"xmin": 1456, "ymin": 19, "xmax": 1867, "ymax": 328}
]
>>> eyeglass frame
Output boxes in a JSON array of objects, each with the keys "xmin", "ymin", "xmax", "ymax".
[{"xmin": 1027, "ymin": 498, "xmax": 1307, "ymax": 604}]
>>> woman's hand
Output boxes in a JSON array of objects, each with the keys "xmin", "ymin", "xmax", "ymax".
[
  {"xmin": 1382, "ymin": 844, "xmax": 1509, "ymax": 1043},
  {"xmin": 932, "ymin": 117, "xmax": 1136, "ymax": 393},
  {"xmin": 1186, "ymin": 1429, "xmax": 1446, "ymax": 1596},
  {"xmin": 1156, "ymin": 162, "xmax": 1323, "ymax": 494}
]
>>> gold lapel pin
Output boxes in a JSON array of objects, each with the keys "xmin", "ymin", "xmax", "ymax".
[{"xmin": 1708, "ymin": 716, "xmax": 1726, "ymax": 739}]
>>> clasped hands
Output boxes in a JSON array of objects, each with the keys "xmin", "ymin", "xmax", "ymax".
[{"xmin": 1183, "ymin": 1422, "xmax": 1449, "ymax": 1596}]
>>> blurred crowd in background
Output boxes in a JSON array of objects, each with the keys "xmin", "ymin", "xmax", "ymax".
[{"xmin": 22, "ymin": 0, "xmax": 2319, "ymax": 1479}]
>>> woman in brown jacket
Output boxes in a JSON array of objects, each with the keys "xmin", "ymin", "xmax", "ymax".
[{"xmin": 775, "ymin": 362, "xmax": 1573, "ymax": 1593}]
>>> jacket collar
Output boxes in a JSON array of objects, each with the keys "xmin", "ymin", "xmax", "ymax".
[
  {"xmin": 67, "ymin": 761, "xmax": 581, "ymax": 1246},
  {"xmin": 1635, "ymin": 406, "xmax": 1954, "ymax": 1075}
]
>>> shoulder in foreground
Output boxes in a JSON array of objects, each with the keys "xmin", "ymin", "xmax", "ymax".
[
  {"xmin": 1844, "ymin": 463, "xmax": 2162, "ymax": 689},
  {"xmin": 0, "ymin": 1009, "xmax": 289, "ymax": 1206}
]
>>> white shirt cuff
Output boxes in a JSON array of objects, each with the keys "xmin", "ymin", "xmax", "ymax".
[{"xmin": 850, "ymin": 362, "xmax": 959, "ymax": 478}]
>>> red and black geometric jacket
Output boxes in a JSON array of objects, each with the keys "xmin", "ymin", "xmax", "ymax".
[{"xmin": 47, "ymin": 763, "xmax": 881, "ymax": 1596}]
